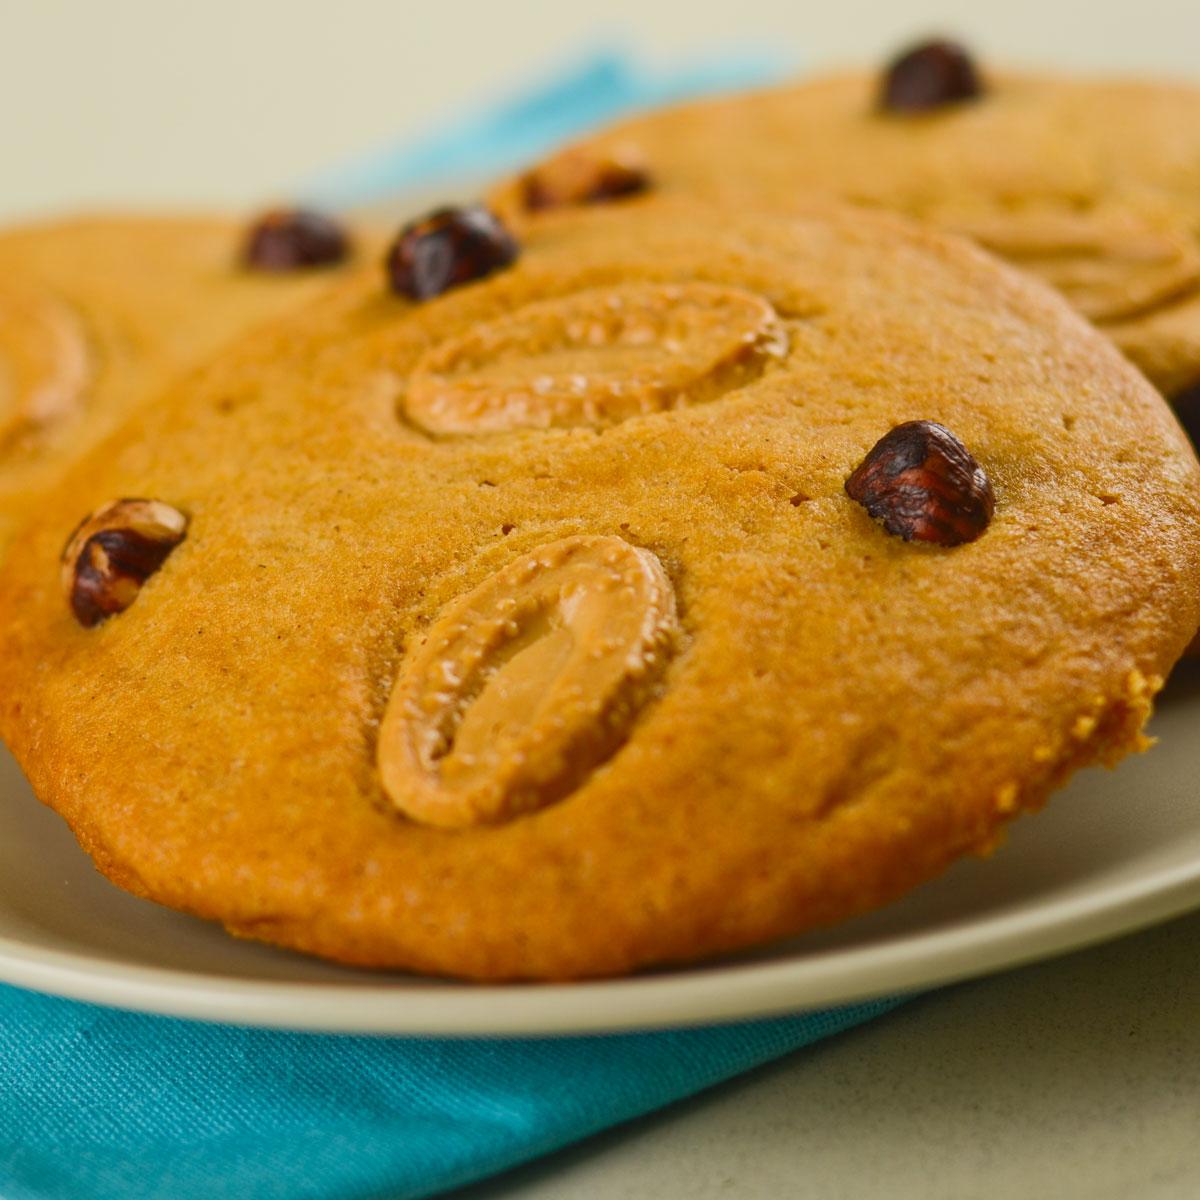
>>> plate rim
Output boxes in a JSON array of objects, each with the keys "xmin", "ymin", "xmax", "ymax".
[{"xmin": 2, "ymin": 850, "xmax": 1199, "ymax": 1036}]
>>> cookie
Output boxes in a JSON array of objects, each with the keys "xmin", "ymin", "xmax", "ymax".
[
  {"xmin": 1, "ymin": 198, "xmax": 1197, "ymax": 980},
  {"xmin": 0, "ymin": 212, "xmax": 359, "ymax": 553},
  {"xmin": 493, "ymin": 43, "xmax": 1200, "ymax": 403}
]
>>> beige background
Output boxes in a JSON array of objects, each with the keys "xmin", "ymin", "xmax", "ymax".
[
  {"xmin": 4, "ymin": 1, "xmax": 1200, "ymax": 1196},
  {"xmin": 2, "ymin": 0, "xmax": 1200, "ymax": 220}
]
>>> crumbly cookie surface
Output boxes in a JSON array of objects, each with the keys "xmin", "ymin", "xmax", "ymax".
[
  {"xmin": 493, "ymin": 70, "xmax": 1200, "ymax": 398},
  {"xmin": 0, "ymin": 215, "xmax": 358, "ymax": 552},
  {"xmin": 2, "ymin": 199, "xmax": 1198, "ymax": 980}
]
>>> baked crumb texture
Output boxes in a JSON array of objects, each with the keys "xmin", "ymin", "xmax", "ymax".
[{"xmin": 1, "ymin": 198, "xmax": 1198, "ymax": 980}]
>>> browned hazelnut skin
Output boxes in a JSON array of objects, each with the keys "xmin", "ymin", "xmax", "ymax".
[
  {"xmin": 845, "ymin": 420, "xmax": 995, "ymax": 546},
  {"xmin": 879, "ymin": 38, "xmax": 984, "ymax": 113},
  {"xmin": 385, "ymin": 206, "xmax": 519, "ymax": 302},
  {"xmin": 242, "ymin": 209, "xmax": 350, "ymax": 272},
  {"xmin": 61, "ymin": 499, "xmax": 189, "ymax": 627},
  {"xmin": 522, "ymin": 153, "xmax": 651, "ymax": 211}
]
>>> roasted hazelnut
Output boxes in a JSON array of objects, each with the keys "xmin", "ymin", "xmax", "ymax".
[
  {"xmin": 242, "ymin": 209, "xmax": 350, "ymax": 271},
  {"xmin": 385, "ymin": 205, "xmax": 519, "ymax": 302},
  {"xmin": 522, "ymin": 147, "xmax": 650, "ymax": 211},
  {"xmin": 879, "ymin": 38, "xmax": 983, "ymax": 113},
  {"xmin": 61, "ymin": 499, "xmax": 188, "ymax": 627},
  {"xmin": 845, "ymin": 420, "xmax": 995, "ymax": 546}
]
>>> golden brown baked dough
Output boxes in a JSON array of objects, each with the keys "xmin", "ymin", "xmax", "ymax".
[
  {"xmin": 0, "ymin": 214, "xmax": 360, "ymax": 553},
  {"xmin": 493, "ymin": 68, "xmax": 1200, "ymax": 400},
  {"xmin": 2, "ymin": 198, "xmax": 1197, "ymax": 980}
]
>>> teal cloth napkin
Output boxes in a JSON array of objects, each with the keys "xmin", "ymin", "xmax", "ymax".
[
  {"xmin": 0, "ymin": 49, "xmax": 909, "ymax": 1200},
  {"xmin": 0, "ymin": 984, "xmax": 902, "ymax": 1199}
]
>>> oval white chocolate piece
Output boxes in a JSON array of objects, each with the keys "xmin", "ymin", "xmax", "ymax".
[
  {"xmin": 943, "ymin": 208, "xmax": 1200, "ymax": 324},
  {"xmin": 378, "ymin": 535, "xmax": 681, "ymax": 828},
  {"xmin": 404, "ymin": 282, "xmax": 787, "ymax": 435},
  {"xmin": 0, "ymin": 281, "xmax": 91, "ymax": 456}
]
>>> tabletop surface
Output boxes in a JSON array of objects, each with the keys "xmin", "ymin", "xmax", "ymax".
[{"xmin": 453, "ymin": 910, "xmax": 1200, "ymax": 1199}]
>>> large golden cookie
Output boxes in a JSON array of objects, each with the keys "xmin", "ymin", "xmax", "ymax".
[
  {"xmin": 0, "ymin": 215, "xmax": 361, "ymax": 553},
  {"xmin": 2, "ymin": 199, "xmax": 1198, "ymax": 980},
  {"xmin": 493, "ymin": 67, "xmax": 1200, "ymax": 400}
]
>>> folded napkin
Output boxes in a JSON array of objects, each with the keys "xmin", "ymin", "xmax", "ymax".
[
  {"xmin": 0, "ymin": 984, "xmax": 901, "ymax": 1200},
  {"xmin": 0, "ymin": 48, "xmax": 909, "ymax": 1200}
]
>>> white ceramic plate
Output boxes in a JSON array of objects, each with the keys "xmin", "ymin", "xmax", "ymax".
[{"xmin": 2, "ymin": 662, "xmax": 1198, "ymax": 1036}]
